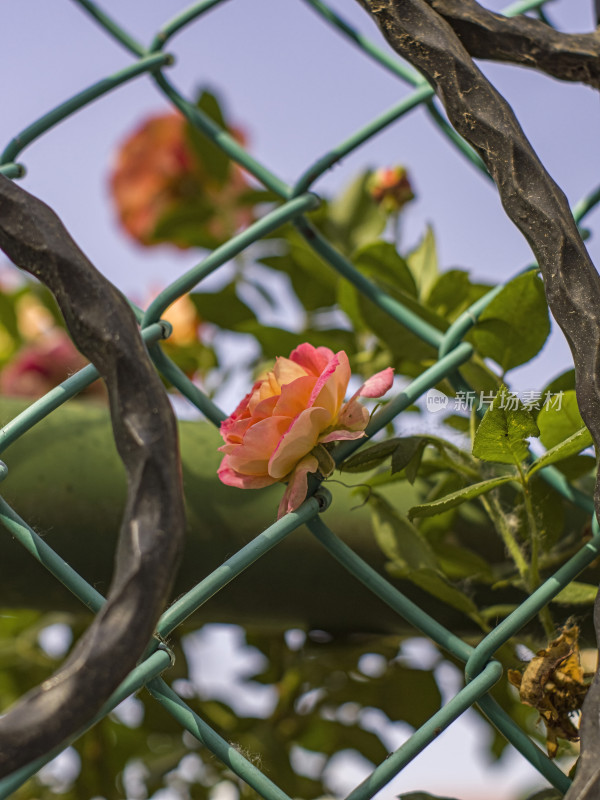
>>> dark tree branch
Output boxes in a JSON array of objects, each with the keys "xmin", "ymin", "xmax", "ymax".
[
  {"xmin": 354, "ymin": 1, "xmax": 600, "ymax": 796},
  {"xmin": 0, "ymin": 176, "xmax": 185, "ymax": 777},
  {"xmin": 357, "ymin": 0, "xmax": 600, "ymax": 88}
]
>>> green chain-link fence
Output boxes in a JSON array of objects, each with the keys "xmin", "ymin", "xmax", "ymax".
[{"xmin": 1, "ymin": 0, "xmax": 599, "ymax": 797}]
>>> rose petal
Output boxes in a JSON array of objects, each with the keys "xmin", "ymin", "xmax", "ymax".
[
  {"xmin": 220, "ymin": 415, "xmax": 255, "ymax": 445},
  {"xmin": 359, "ymin": 367, "xmax": 394, "ymax": 398},
  {"xmin": 220, "ymin": 388, "xmax": 254, "ymax": 436},
  {"xmin": 227, "ymin": 415, "xmax": 292, "ymax": 475},
  {"xmin": 218, "ymin": 462, "xmax": 278, "ymax": 489},
  {"xmin": 268, "ymin": 406, "xmax": 331, "ymax": 479},
  {"xmin": 337, "ymin": 398, "xmax": 370, "ymax": 431},
  {"xmin": 273, "ymin": 356, "xmax": 309, "ymax": 386},
  {"xmin": 318, "ymin": 429, "xmax": 367, "ymax": 444},
  {"xmin": 277, "ymin": 454, "xmax": 319, "ymax": 518},
  {"xmin": 311, "ymin": 353, "xmax": 351, "ymax": 419},
  {"xmin": 289, "ymin": 343, "xmax": 335, "ymax": 377},
  {"xmin": 249, "ymin": 371, "xmax": 283, "ymax": 412},
  {"xmin": 251, "ymin": 394, "xmax": 280, "ymax": 421},
  {"xmin": 273, "ymin": 375, "xmax": 317, "ymax": 418}
]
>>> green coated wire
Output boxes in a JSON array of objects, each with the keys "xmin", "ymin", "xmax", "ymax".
[
  {"xmin": 477, "ymin": 694, "xmax": 572, "ymax": 793},
  {"xmin": 142, "ymin": 193, "xmax": 320, "ymax": 327},
  {"xmin": 344, "ymin": 662, "xmax": 504, "ymax": 800},
  {"xmin": 150, "ymin": 0, "xmax": 229, "ymax": 51},
  {"xmin": 70, "ymin": 0, "xmax": 147, "ymax": 56},
  {"xmin": 149, "ymin": 344, "xmax": 226, "ymax": 425},
  {"xmin": 147, "ymin": 677, "xmax": 295, "ymax": 800},
  {"xmin": 0, "ymin": 496, "xmax": 105, "ymax": 614},
  {"xmin": 573, "ymin": 183, "xmax": 600, "ymax": 224},
  {"xmin": 308, "ymin": 517, "xmax": 473, "ymax": 661},
  {"xmin": 292, "ymin": 83, "xmax": 433, "ymax": 196},
  {"xmin": 294, "ymin": 217, "xmax": 446, "ymax": 349},
  {"xmin": 157, "ymin": 495, "xmax": 323, "ymax": 637},
  {"xmin": 0, "ymin": 53, "xmax": 172, "ymax": 167},
  {"xmin": 0, "ymin": 648, "xmax": 173, "ymax": 798},
  {"xmin": 466, "ymin": 520, "xmax": 600, "ymax": 682},
  {"xmin": 152, "ymin": 72, "xmax": 291, "ymax": 199},
  {"xmin": 0, "ymin": 323, "xmax": 167, "ymax": 453}
]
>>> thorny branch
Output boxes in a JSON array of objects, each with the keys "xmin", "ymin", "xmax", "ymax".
[
  {"xmin": 355, "ymin": 1, "xmax": 600, "ymax": 796},
  {"xmin": 0, "ymin": 176, "xmax": 186, "ymax": 777}
]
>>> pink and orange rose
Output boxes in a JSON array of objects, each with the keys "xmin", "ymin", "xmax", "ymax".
[{"xmin": 218, "ymin": 343, "xmax": 393, "ymax": 518}]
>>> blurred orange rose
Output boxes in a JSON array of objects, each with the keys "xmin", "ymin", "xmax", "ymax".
[{"xmin": 110, "ymin": 108, "xmax": 254, "ymax": 249}]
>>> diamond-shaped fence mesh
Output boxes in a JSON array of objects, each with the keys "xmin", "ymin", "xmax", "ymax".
[{"xmin": 0, "ymin": 0, "xmax": 599, "ymax": 797}]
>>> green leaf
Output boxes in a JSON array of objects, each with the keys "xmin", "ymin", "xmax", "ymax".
[
  {"xmin": 339, "ymin": 437, "xmax": 423, "ymax": 475},
  {"xmin": 151, "ymin": 195, "xmax": 217, "ymax": 248},
  {"xmin": 371, "ymin": 496, "xmax": 438, "ymax": 570},
  {"xmin": 353, "ymin": 241, "xmax": 417, "ymax": 297},
  {"xmin": 527, "ymin": 426, "xmax": 594, "ymax": 477},
  {"xmin": 239, "ymin": 322, "xmax": 355, "ymax": 360},
  {"xmin": 357, "ymin": 291, "xmax": 438, "ymax": 365},
  {"xmin": 472, "ymin": 386, "xmax": 539, "ymax": 465},
  {"xmin": 261, "ymin": 229, "xmax": 338, "ymax": 311},
  {"xmin": 551, "ymin": 581, "xmax": 598, "ymax": 605},
  {"xmin": 537, "ymin": 390, "xmax": 587, "ymax": 449},
  {"xmin": 340, "ymin": 439, "xmax": 405, "ymax": 473},
  {"xmin": 372, "ymin": 499, "xmax": 481, "ymax": 620},
  {"xmin": 189, "ymin": 284, "xmax": 256, "ymax": 330},
  {"xmin": 551, "ymin": 453, "xmax": 596, "ymax": 480},
  {"xmin": 427, "ymin": 269, "xmax": 492, "ymax": 321},
  {"xmin": 324, "ymin": 663, "xmax": 442, "ymax": 729},
  {"xmin": 513, "ymin": 476, "xmax": 564, "ymax": 551},
  {"xmin": 406, "ymin": 226, "xmax": 439, "ymax": 300},
  {"xmin": 325, "ymin": 172, "xmax": 388, "ymax": 253},
  {"xmin": 296, "ymin": 718, "xmax": 387, "ymax": 763},
  {"xmin": 408, "ymin": 475, "xmax": 514, "ymax": 518},
  {"xmin": 185, "ymin": 89, "xmax": 230, "ymax": 183},
  {"xmin": 430, "ymin": 541, "xmax": 494, "ymax": 582},
  {"xmin": 389, "ymin": 564, "xmax": 480, "ymax": 619},
  {"xmin": 468, "ymin": 271, "xmax": 550, "ymax": 371},
  {"xmin": 480, "ymin": 604, "xmax": 519, "ymax": 622},
  {"xmin": 541, "ymin": 368, "xmax": 576, "ymax": 397},
  {"xmin": 442, "ymin": 414, "xmax": 470, "ymax": 433}
]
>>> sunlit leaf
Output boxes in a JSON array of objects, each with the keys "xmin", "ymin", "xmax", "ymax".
[
  {"xmin": 190, "ymin": 284, "xmax": 256, "ymax": 330},
  {"xmin": 408, "ymin": 476, "xmax": 514, "ymax": 518},
  {"xmin": 527, "ymin": 426, "xmax": 593, "ymax": 477},
  {"xmin": 537, "ymin": 390, "xmax": 588, "ymax": 449},
  {"xmin": 551, "ymin": 581, "xmax": 598, "ymax": 605},
  {"xmin": 468, "ymin": 271, "xmax": 550, "ymax": 371},
  {"xmin": 406, "ymin": 226, "xmax": 438, "ymax": 300},
  {"xmin": 472, "ymin": 386, "xmax": 539, "ymax": 465}
]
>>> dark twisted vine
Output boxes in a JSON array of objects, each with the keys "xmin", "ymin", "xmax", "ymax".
[
  {"xmin": 355, "ymin": 1, "xmax": 600, "ymax": 796},
  {"xmin": 0, "ymin": 175, "xmax": 185, "ymax": 777},
  {"xmin": 421, "ymin": 0, "xmax": 600, "ymax": 89}
]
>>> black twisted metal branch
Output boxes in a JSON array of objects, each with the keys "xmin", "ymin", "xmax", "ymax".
[
  {"xmin": 422, "ymin": 0, "xmax": 600, "ymax": 89},
  {"xmin": 0, "ymin": 175, "xmax": 186, "ymax": 777},
  {"xmin": 354, "ymin": 1, "xmax": 600, "ymax": 796}
]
